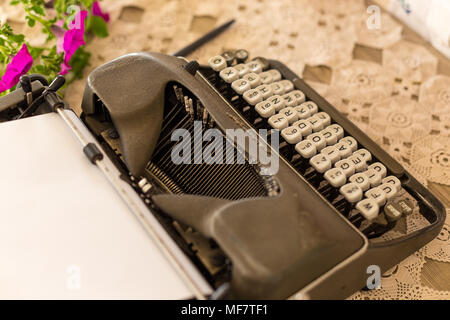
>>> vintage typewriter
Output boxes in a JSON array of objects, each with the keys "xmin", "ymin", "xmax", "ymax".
[{"xmin": 0, "ymin": 50, "xmax": 446, "ymax": 300}]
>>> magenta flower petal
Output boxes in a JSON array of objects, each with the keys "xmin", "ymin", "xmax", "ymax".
[
  {"xmin": 92, "ymin": 1, "xmax": 110, "ymax": 23},
  {"xmin": 51, "ymin": 23, "xmax": 66, "ymax": 54},
  {"xmin": 59, "ymin": 10, "xmax": 88, "ymax": 75},
  {"xmin": 0, "ymin": 44, "xmax": 33, "ymax": 93}
]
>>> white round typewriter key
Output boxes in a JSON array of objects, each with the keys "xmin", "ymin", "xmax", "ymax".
[
  {"xmin": 233, "ymin": 63, "xmax": 250, "ymax": 77},
  {"xmin": 282, "ymin": 92, "xmax": 297, "ymax": 108},
  {"xmin": 280, "ymin": 107, "xmax": 298, "ymax": 124},
  {"xmin": 255, "ymin": 101, "xmax": 275, "ymax": 118},
  {"xmin": 349, "ymin": 154, "xmax": 368, "ymax": 172},
  {"xmin": 321, "ymin": 128, "xmax": 338, "ymax": 145},
  {"xmin": 335, "ymin": 159, "xmax": 356, "ymax": 178},
  {"xmin": 246, "ymin": 60, "xmax": 263, "ymax": 73},
  {"xmin": 324, "ymin": 168, "xmax": 346, "ymax": 187},
  {"xmin": 256, "ymin": 84, "xmax": 273, "ymax": 99},
  {"xmin": 231, "ymin": 79, "xmax": 251, "ymax": 95},
  {"xmin": 219, "ymin": 67, "xmax": 239, "ymax": 83},
  {"xmin": 304, "ymin": 101, "xmax": 318, "ymax": 115},
  {"xmin": 353, "ymin": 148, "xmax": 372, "ymax": 163},
  {"xmin": 243, "ymin": 89, "xmax": 263, "ymax": 105},
  {"xmin": 307, "ymin": 115, "xmax": 324, "ymax": 132},
  {"xmin": 321, "ymin": 146, "xmax": 340, "ymax": 164},
  {"xmin": 335, "ymin": 141, "xmax": 353, "ymax": 158},
  {"xmin": 364, "ymin": 168, "xmax": 382, "ymax": 187},
  {"xmin": 310, "ymin": 154, "xmax": 332, "ymax": 173},
  {"xmin": 259, "ymin": 71, "xmax": 274, "ymax": 84},
  {"xmin": 365, "ymin": 187, "xmax": 387, "ymax": 206},
  {"xmin": 368, "ymin": 162, "xmax": 387, "ymax": 178},
  {"xmin": 270, "ymin": 81, "xmax": 285, "ymax": 95},
  {"xmin": 384, "ymin": 202, "xmax": 403, "ymax": 222},
  {"xmin": 243, "ymin": 72, "xmax": 262, "ymax": 88},
  {"xmin": 349, "ymin": 172, "xmax": 371, "ymax": 191},
  {"xmin": 339, "ymin": 136, "xmax": 358, "ymax": 152},
  {"xmin": 280, "ymin": 80, "xmax": 294, "ymax": 93},
  {"xmin": 281, "ymin": 126, "xmax": 303, "ymax": 144},
  {"xmin": 268, "ymin": 69, "xmax": 282, "ymax": 81},
  {"xmin": 316, "ymin": 112, "xmax": 331, "ymax": 127},
  {"xmin": 292, "ymin": 90, "xmax": 306, "ymax": 106},
  {"xmin": 293, "ymin": 119, "xmax": 313, "ymax": 137},
  {"xmin": 268, "ymin": 95, "xmax": 285, "ymax": 111},
  {"xmin": 268, "ymin": 114, "xmax": 289, "ymax": 130},
  {"xmin": 356, "ymin": 198, "xmax": 379, "ymax": 221},
  {"xmin": 380, "ymin": 183, "xmax": 397, "ymax": 200},
  {"xmin": 208, "ymin": 55, "xmax": 227, "ymax": 71},
  {"xmin": 295, "ymin": 140, "xmax": 317, "ymax": 158},
  {"xmin": 295, "ymin": 104, "xmax": 312, "ymax": 120},
  {"xmin": 328, "ymin": 124, "xmax": 344, "ymax": 140},
  {"xmin": 381, "ymin": 176, "xmax": 402, "ymax": 192},
  {"xmin": 307, "ymin": 132, "xmax": 327, "ymax": 151},
  {"xmin": 340, "ymin": 183, "xmax": 363, "ymax": 203}
]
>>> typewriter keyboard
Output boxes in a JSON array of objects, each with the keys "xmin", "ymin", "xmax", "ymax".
[{"xmin": 206, "ymin": 51, "xmax": 412, "ymax": 233}]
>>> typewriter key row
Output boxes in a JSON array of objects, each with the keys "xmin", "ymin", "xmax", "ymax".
[{"xmin": 207, "ymin": 53, "xmax": 403, "ymax": 222}]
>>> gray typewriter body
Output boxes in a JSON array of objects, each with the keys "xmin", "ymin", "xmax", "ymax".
[{"xmin": 1, "ymin": 52, "xmax": 445, "ymax": 299}]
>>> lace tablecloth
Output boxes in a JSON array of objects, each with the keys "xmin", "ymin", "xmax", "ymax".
[{"xmin": 2, "ymin": 0, "xmax": 449, "ymax": 299}]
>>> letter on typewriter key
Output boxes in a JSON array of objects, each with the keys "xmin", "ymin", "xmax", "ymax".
[
  {"xmin": 321, "ymin": 146, "xmax": 340, "ymax": 164},
  {"xmin": 368, "ymin": 162, "xmax": 387, "ymax": 178},
  {"xmin": 307, "ymin": 115, "xmax": 325, "ymax": 132},
  {"xmin": 268, "ymin": 69, "xmax": 282, "ymax": 81},
  {"xmin": 256, "ymin": 84, "xmax": 273, "ymax": 99},
  {"xmin": 310, "ymin": 154, "xmax": 332, "ymax": 173},
  {"xmin": 293, "ymin": 119, "xmax": 313, "ymax": 137},
  {"xmin": 381, "ymin": 176, "xmax": 402, "ymax": 192},
  {"xmin": 365, "ymin": 168, "xmax": 382, "ymax": 187},
  {"xmin": 356, "ymin": 199, "xmax": 379, "ymax": 221},
  {"xmin": 380, "ymin": 183, "xmax": 397, "ymax": 200},
  {"xmin": 280, "ymin": 80, "xmax": 294, "ymax": 93},
  {"xmin": 340, "ymin": 183, "xmax": 363, "ymax": 203},
  {"xmin": 349, "ymin": 172, "xmax": 371, "ymax": 191},
  {"xmin": 243, "ymin": 89, "xmax": 263, "ymax": 105},
  {"xmin": 349, "ymin": 154, "xmax": 368, "ymax": 172},
  {"xmin": 292, "ymin": 90, "xmax": 306, "ymax": 105},
  {"xmin": 316, "ymin": 112, "xmax": 331, "ymax": 127},
  {"xmin": 243, "ymin": 72, "xmax": 261, "ymax": 88},
  {"xmin": 335, "ymin": 159, "xmax": 356, "ymax": 177},
  {"xmin": 295, "ymin": 140, "xmax": 317, "ymax": 158},
  {"xmin": 281, "ymin": 126, "xmax": 303, "ymax": 144},
  {"xmin": 235, "ymin": 49, "xmax": 249, "ymax": 63},
  {"xmin": 269, "ymin": 95, "xmax": 285, "ymax": 111},
  {"xmin": 280, "ymin": 107, "xmax": 298, "ymax": 124},
  {"xmin": 234, "ymin": 63, "xmax": 250, "ymax": 77},
  {"xmin": 270, "ymin": 81, "xmax": 285, "ymax": 96},
  {"xmin": 321, "ymin": 128, "xmax": 338, "ymax": 146},
  {"xmin": 255, "ymin": 101, "xmax": 275, "ymax": 118},
  {"xmin": 208, "ymin": 55, "xmax": 227, "ymax": 71},
  {"xmin": 268, "ymin": 114, "xmax": 289, "ymax": 130},
  {"xmin": 282, "ymin": 92, "xmax": 297, "ymax": 108},
  {"xmin": 307, "ymin": 132, "xmax": 327, "ymax": 151},
  {"xmin": 259, "ymin": 71, "xmax": 274, "ymax": 84},
  {"xmin": 231, "ymin": 79, "xmax": 251, "ymax": 95},
  {"xmin": 220, "ymin": 67, "xmax": 239, "ymax": 83},
  {"xmin": 246, "ymin": 61, "xmax": 263, "ymax": 74},
  {"xmin": 329, "ymin": 124, "xmax": 344, "ymax": 140},
  {"xmin": 365, "ymin": 187, "xmax": 387, "ymax": 206},
  {"xmin": 335, "ymin": 140, "xmax": 353, "ymax": 158},
  {"xmin": 353, "ymin": 148, "xmax": 372, "ymax": 163},
  {"xmin": 339, "ymin": 136, "xmax": 358, "ymax": 152},
  {"xmin": 295, "ymin": 104, "xmax": 312, "ymax": 120},
  {"xmin": 304, "ymin": 101, "xmax": 319, "ymax": 115},
  {"xmin": 324, "ymin": 168, "xmax": 346, "ymax": 187}
]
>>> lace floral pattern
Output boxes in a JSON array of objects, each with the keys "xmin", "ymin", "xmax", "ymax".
[{"xmin": 2, "ymin": 0, "xmax": 448, "ymax": 300}]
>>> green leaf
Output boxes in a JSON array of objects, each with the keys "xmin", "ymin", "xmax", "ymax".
[
  {"xmin": 86, "ymin": 15, "xmax": 108, "ymax": 38},
  {"xmin": 27, "ymin": 17, "xmax": 36, "ymax": 27}
]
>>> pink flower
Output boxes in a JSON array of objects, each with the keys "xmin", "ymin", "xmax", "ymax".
[
  {"xmin": 92, "ymin": 1, "xmax": 110, "ymax": 23},
  {"xmin": 0, "ymin": 44, "xmax": 33, "ymax": 93},
  {"xmin": 59, "ymin": 10, "xmax": 88, "ymax": 75},
  {"xmin": 51, "ymin": 20, "xmax": 65, "ymax": 54}
]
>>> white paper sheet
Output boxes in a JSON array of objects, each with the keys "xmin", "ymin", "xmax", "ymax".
[{"xmin": 0, "ymin": 113, "xmax": 194, "ymax": 299}]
